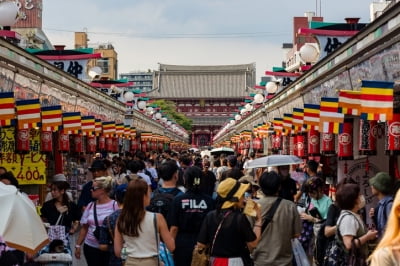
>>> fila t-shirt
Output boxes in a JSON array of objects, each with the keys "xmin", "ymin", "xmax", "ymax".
[{"xmin": 168, "ymin": 191, "xmax": 215, "ymax": 234}]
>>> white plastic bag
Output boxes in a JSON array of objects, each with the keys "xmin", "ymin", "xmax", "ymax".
[{"xmin": 292, "ymin": 238, "xmax": 310, "ymax": 266}]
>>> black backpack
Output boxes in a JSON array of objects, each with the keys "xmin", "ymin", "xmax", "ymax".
[{"xmin": 147, "ymin": 187, "xmax": 181, "ymax": 219}]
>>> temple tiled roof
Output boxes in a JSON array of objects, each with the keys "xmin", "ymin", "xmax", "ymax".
[{"xmin": 149, "ymin": 63, "xmax": 256, "ymax": 99}]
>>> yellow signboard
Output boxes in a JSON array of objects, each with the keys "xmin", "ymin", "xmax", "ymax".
[{"xmin": 0, "ymin": 127, "xmax": 47, "ymax": 185}]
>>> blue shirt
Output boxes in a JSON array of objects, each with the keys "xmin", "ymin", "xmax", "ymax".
[{"xmin": 377, "ymin": 196, "xmax": 393, "ymax": 236}]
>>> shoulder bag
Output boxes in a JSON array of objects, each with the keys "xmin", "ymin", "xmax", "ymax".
[{"xmin": 191, "ymin": 211, "xmax": 231, "ymax": 266}]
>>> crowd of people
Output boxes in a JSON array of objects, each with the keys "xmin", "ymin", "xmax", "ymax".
[{"xmin": 1, "ymin": 149, "xmax": 400, "ymax": 266}]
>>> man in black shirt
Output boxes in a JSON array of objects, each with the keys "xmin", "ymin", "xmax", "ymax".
[{"xmin": 277, "ymin": 165, "xmax": 297, "ymax": 202}]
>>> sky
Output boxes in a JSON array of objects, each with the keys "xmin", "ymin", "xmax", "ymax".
[{"xmin": 42, "ymin": 0, "xmax": 372, "ymax": 82}]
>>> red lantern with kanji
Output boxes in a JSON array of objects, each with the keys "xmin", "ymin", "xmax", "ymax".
[
  {"xmin": 321, "ymin": 133, "xmax": 335, "ymax": 155},
  {"xmin": 239, "ymin": 141, "xmax": 245, "ymax": 154},
  {"xmin": 151, "ymin": 140, "xmax": 157, "ymax": 151},
  {"xmin": 40, "ymin": 131, "xmax": 53, "ymax": 152},
  {"xmin": 105, "ymin": 137, "xmax": 113, "ymax": 152},
  {"xmin": 295, "ymin": 133, "xmax": 307, "ymax": 158},
  {"xmin": 359, "ymin": 119, "xmax": 377, "ymax": 155},
  {"xmin": 73, "ymin": 134, "xmax": 83, "ymax": 153},
  {"xmin": 98, "ymin": 136, "xmax": 105, "ymax": 150},
  {"xmin": 131, "ymin": 139, "xmax": 139, "ymax": 152},
  {"xmin": 272, "ymin": 134, "xmax": 282, "ymax": 152},
  {"xmin": 141, "ymin": 140, "xmax": 147, "ymax": 153},
  {"xmin": 252, "ymin": 137, "xmax": 262, "ymax": 151},
  {"xmin": 308, "ymin": 129, "xmax": 320, "ymax": 155},
  {"xmin": 338, "ymin": 119, "xmax": 353, "ymax": 160},
  {"xmin": 58, "ymin": 132, "xmax": 70, "ymax": 152},
  {"xmin": 158, "ymin": 142, "xmax": 164, "ymax": 152},
  {"xmin": 386, "ymin": 113, "xmax": 400, "ymax": 155},
  {"xmin": 112, "ymin": 137, "xmax": 119, "ymax": 153},
  {"xmin": 87, "ymin": 135, "xmax": 97, "ymax": 153},
  {"xmin": 16, "ymin": 129, "xmax": 30, "ymax": 152}
]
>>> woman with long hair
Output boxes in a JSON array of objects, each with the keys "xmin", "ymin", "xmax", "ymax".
[
  {"xmin": 114, "ymin": 178, "xmax": 175, "ymax": 266},
  {"xmin": 196, "ymin": 177, "xmax": 262, "ymax": 266},
  {"xmin": 169, "ymin": 166, "xmax": 215, "ymax": 266},
  {"xmin": 369, "ymin": 189, "xmax": 400, "ymax": 265},
  {"xmin": 75, "ymin": 176, "xmax": 118, "ymax": 266}
]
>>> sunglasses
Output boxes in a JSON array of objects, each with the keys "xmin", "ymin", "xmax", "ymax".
[{"xmin": 90, "ymin": 187, "xmax": 102, "ymax": 191}]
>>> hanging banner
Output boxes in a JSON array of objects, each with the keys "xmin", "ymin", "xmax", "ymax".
[
  {"xmin": 0, "ymin": 127, "xmax": 46, "ymax": 185},
  {"xmin": 308, "ymin": 129, "xmax": 320, "ymax": 155},
  {"xmin": 338, "ymin": 119, "xmax": 354, "ymax": 160},
  {"xmin": 40, "ymin": 131, "xmax": 53, "ymax": 152},
  {"xmin": 359, "ymin": 119, "xmax": 377, "ymax": 155}
]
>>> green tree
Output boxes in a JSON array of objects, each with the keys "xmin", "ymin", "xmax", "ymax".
[{"xmin": 153, "ymin": 100, "xmax": 192, "ymax": 131}]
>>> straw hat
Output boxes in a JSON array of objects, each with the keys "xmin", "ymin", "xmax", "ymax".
[{"xmin": 217, "ymin": 178, "xmax": 249, "ymax": 209}]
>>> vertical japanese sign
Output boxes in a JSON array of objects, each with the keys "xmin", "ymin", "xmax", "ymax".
[{"xmin": 0, "ymin": 127, "xmax": 47, "ymax": 185}]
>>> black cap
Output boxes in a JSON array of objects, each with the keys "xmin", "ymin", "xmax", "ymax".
[{"xmin": 89, "ymin": 160, "xmax": 107, "ymax": 172}]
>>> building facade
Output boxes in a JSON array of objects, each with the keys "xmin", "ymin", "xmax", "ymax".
[
  {"xmin": 148, "ymin": 63, "xmax": 256, "ymax": 147},
  {"xmin": 120, "ymin": 71, "xmax": 154, "ymax": 93}
]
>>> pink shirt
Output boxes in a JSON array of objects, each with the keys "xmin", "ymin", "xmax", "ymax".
[{"xmin": 80, "ymin": 200, "xmax": 118, "ymax": 248}]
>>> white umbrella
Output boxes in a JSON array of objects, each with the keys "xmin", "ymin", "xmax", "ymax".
[
  {"xmin": 0, "ymin": 182, "xmax": 49, "ymax": 254},
  {"xmin": 210, "ymin": 147, "xmax": 235, "ymax": 155},
  {"xmin": 247, "ymin": 154, "xmax": 303, "ymax": 168}
]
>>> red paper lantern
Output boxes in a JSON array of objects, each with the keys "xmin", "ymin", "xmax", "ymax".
[
  {"xmin": 112, "ymin": 137, "xmax": 119, "ymax": 153},
  {"xmin": 359, "ymin": 119, "xmax": 377, "ymax": 155},
  {"xmin": 131, "ymin": 139, "xmax": 139, "ymax": 151},
  {"xmin": 151, "ymin": 141, "xmax": 157, "ymax": 151},
  {"xmin": 158, "ymin": 142, "xmax": 164, "ymax": 151},
  {"xmin": 308, "ymin": 129, "xmax": 320, "ymax": 156},
  {"xmin": 295, "ymin": 133, "xmax": 307, "ymax": 158},
  {"xmin": 98, "ymin": 136, "xmax": 105, "ymax": 150},
  {"xmin": 338, "ymin": 119, "xmax": 353, "ymax": 160},
  {"xmin": 252, "ymin": 138, "xmax": 262, "ymax": 150},
  {"xmin": 73, "ymin": 134, "xmax": 83, "ymax": 153},
  {"xmin": 40, "ymin": 131, "xmax": 53, "ymax": 152},
  {"xmin": 386, "ymin": 113, "xmax": 400, "ymax": 155},
  {"xmin": 87, "ymin": 135, "xmax": 97, "ymax": 153},
  {"xmin": 58, "ymin": 132, "xmax": 70, "ymax": 152},
  {"xmin": 16, "ymin": 129, "xmax": 30, "ymax": 152},
  {"xmin": 321, "ymin": 133, "xmax": 335, "ymax": 155},
  {"xmin": 272, "ymin": 134, "xmax": 282, "ymax": 152},
  {"xmin": 105, "ymin": 137, "xmax": 113, "ymax": 152},
  {"xmin": 141, "ymin": 140, "xmax": 147, "ymax": 152}
]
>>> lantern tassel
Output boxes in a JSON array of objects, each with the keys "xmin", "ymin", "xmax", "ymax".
[{"xmin": 344, "ymin": 161, "xmax": 348, "ymax": 175}]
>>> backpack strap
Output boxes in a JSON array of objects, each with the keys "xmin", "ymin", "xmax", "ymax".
[
  {"xmin": 261, "ymin": 197, "xmax": 282, "ymax": 233},
  {"xmin": 107, "ymin": 216, "xmax": 114, "ymax": 240},
  {"xmin": 93, "ymin": 202, "xmax": 99, "ymax": 227}
]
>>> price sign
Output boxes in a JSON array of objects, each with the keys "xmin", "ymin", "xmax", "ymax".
[{"xmin": 0, "ymin": 127, "xmax": 47, "ymax": 185}]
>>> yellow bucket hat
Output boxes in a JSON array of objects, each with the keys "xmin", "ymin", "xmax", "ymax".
[{"xmin": 217, "ymin": 178, "xmax": 250, "ymax": 209}]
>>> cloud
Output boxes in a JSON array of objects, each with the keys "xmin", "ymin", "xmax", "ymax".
[{"xmin": 42, "ymin": 0, "xmax": 371, "ymax": 81}]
